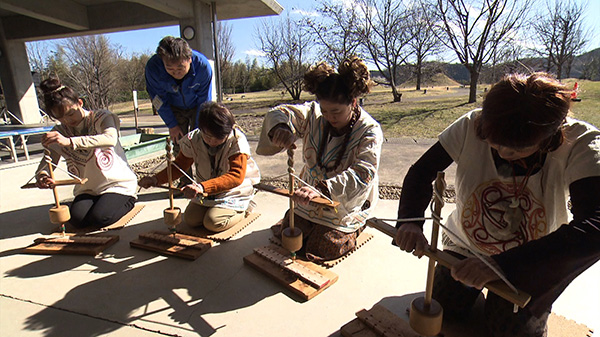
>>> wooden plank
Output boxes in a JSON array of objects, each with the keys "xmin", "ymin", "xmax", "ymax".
[
  {"xmin": 177, "ymin": 212, "xmax": 260, "ymax": 241},
  {"xmin": 130, "ymin": 231, "xmax": 212, "ymax": 260},
  {"xmin": 254, "ymin": 183, "xmax": 339, "ymax": 208},
  {"xmin": 340, "ymin": 305, "xmax": 418, "ymax": 337},
  {"xmin": 33, "ymin": 236, "xmax": 113, "ymax": 245},
  {"xmin": 366, "ymin": 217, "xmax": 532, "ymax": 308},
  {"xmin": 341, "ymin": 318, "xmax": 379, "ymax": 337},
  {"xmin": 243, "ymin": 244, "xmax": 338, "ymax": 301},
  {"xmin": 23, "ymin": 234, "xmax": 119, "ymax": 256},
  {"xmin": 253, "ymin": 246, "xmax": 331, "ymax": 289}
]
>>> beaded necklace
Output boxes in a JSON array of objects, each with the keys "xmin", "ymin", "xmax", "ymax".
[{"xmin": 316, "ymin": 105, "xmax": 361, "ymax": 173}]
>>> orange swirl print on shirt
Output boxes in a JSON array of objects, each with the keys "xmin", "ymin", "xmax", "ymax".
[{"xmin": 462, "ymin": 180, "xmax": 548, "ymax": 255}]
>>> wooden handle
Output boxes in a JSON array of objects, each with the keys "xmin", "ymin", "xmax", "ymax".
[
  {"xmin": 254, "ymin": 183, "xmax": 339, "ymax": 208},
  {"xmin": 21, "ymin": 178, "xmax": 88, "ymax": 189},
  {"xmin": 366, "ymin": 217, "xmax": 531, "ymax": 308},
  {"xmin": 155, "ymin": 185, "xmax": 208, "ymax": 197}
]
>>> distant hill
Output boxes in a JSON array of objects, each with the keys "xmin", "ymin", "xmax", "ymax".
[
  {"xmin": 399, "ymin": 72, "xmax": 461, "ymax": 88},
  {"xmin": 370, "ymin": 47, "xmax": 600, "ymax": 85}
]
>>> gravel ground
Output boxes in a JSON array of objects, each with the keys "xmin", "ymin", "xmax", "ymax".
[{"xmin": 131, "ymin": 155, "xmax": 456, "ymax": 202}]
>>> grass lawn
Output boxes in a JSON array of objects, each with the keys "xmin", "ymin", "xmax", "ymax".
[{"xmin": 110, "ymin": 79, "xmax": 599, "ymax": 139}]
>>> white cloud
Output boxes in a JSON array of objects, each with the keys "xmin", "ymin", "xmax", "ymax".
[
  {"xmin": 291, "ymin": 9, "xmax": 319, "ymax": 17},
  {"xmin": 244, "ymin": 49, "xmax": 266, "ymax": 57}
]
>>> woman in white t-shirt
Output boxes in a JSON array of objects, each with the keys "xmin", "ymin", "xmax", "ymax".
[
  {"xmin": 35, "ymin": 78, "xmax": 137, "ymax": 228},
  {"xmin": 394, "ymin": 72, "xmax": 600, "ymax": 337}
]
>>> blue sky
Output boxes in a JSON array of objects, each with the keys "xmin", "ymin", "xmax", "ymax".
[{"xmin": 31, "ymin": 0, "xmax": 600, "ymax": 63}]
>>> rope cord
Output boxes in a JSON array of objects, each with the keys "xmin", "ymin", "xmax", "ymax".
[
  {"xmin": 171, "ymin": 162, "xmax": 203, "ymax": 189},
  {"xmin": 44, "ymin": 154, "xmax": 83, "ymax": 181}
]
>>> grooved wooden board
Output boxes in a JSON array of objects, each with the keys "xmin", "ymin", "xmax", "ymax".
[
  {"xmin": 243, "ymin": 244, "xmax": 338, "ymax": 301},
  {"xmin": 130, "ymin": 231, "xmax": 212, "ymax": 260},
  {"xmin": 253, "ymin": 246, "xmax": 331, "ymax": 289},
  {"xmin": 23, "ymin": 234, "xmax": 119, "ymax": 256},
  {"xmin": 340, "ymin": 305, "xmax": 418, "ymax": 337}
]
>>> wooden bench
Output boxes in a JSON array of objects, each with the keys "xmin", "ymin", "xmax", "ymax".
[{"xmin": 0, "ymin": 126, "xmax": 53, "ymax": 162}]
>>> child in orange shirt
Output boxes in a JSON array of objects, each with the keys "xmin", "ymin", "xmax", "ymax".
[{"xmin": 139, "ymin": 102, "xmax": 260, "ymax": 232}]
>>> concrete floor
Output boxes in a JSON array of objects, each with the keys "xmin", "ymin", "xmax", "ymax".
[{"xmin": 0, "ymin": 114, "xmax": 598, "ymax": 336}]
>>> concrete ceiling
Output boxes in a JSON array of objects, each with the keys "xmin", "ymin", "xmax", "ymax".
[{"xmin": 0, "ymin": 0, "xmax": 283, "ymax": 41}]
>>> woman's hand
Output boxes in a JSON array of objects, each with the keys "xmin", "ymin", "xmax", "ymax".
[
  {"xmin": 42, "ymin": 131, "xmax": 71, "ymax": 148},
  {"xmin": 36, "ymin": 174, "xmax": 55, "ymax": 189},
  {"xmin": 182, "ymin": 184, "xmax": 204, "ymax": 199},
  {"xmin": 270, "ymin": 125, "xmax": 296, "ymax": 149},
  {"xmin": 451, "ymin": 256, "xmax": 501, "ymax": 289},
  {"xmin": 394, "ymin": 223, "xmax": 429, "ymax": 257},
  {"xmin": 292, "ymin": 186, "xmax": 321, "ymax": 205},
  {"xmin": 138, "ymin": 176, "xmax": 158, "ymax": 189}
]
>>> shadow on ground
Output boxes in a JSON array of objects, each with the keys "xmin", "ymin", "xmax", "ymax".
[{"xmin": 4, "ymin": 217, "xmax": 290, "ymax": 337}]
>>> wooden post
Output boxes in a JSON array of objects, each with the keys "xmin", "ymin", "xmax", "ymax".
[{"xmin": 424, "ymin": 172, "xmax": 445, "ymax": 307}]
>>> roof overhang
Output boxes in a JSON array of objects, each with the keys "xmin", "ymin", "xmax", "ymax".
[{"xmin": 0, "ymin": 0, "xmax": 283, "ymax": 41}]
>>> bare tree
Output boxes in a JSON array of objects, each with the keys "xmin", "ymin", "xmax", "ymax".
[
  {"xmin": 116, "ymin": 53, "xmax": 150, "ymax": 97},
  {"xmin": 407, "ymin": 1, "xmax": 443, "ymax": 90},
  {"xmin": 532, "ymin": 0, "xmax": 590, "ymax": 80},
  {"xmin": 46, "ymin": 46, "xmax": 71, "ymax": 85},
  {"xmin": 218, "ymin": 22, "xmax": 235, "ymax": 95},
  {"xmin": 255, "ymin": 15, "xmax": 313, "ymax": 100},
  {"xmin": 357, "ymin": 0, "xmax": 413, "ymax": 102},
  {"xmin": 26, "ymin": 41, "xmax": 52, "ymax": 80},
  {"xmin": 61, "ymin": 35, "xmax": 121, "ymax": 109},
  {"xmin": 305, "ymin": 0, "xmax": 364, "ymax": 65},
  {"xmin": 434, "ymin": 0, "xmax": 532, "ymax": 103}
]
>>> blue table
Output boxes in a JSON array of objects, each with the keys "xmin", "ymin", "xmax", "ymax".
[{"xmin": 0, "ymin": 126, "xmax": 53, "ymax": 162}]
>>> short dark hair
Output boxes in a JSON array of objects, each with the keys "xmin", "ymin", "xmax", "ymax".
[
  {"xmin": 39, "ymin": 77, "xmax": 80, "ymax": 119},
  {"xmin": 475, "ymin": 72, "xmax": 571, "ymax": 152},
  {"xmin": 197, "ymin": 102, "xmax": 235, "ymax": 139},
  {"xmin": 156, "ymin": 36, "xmax": 192, "ymax": 61}
]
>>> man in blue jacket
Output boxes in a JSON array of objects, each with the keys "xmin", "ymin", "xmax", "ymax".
[{"xmin": 146, "ymin": 36, "xmax": 213, "ymax": 144}]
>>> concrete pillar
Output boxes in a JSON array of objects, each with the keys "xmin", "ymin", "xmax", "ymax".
[
  {"xmin": 179, "ymin": 0, "xmax": 216, "ymax": 102},
  {"xmin": 0, "ymin": 19, "xmax": 41, "ymax": 125}
]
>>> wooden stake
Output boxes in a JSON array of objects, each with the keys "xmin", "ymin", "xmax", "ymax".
[
  {"xmin": 166, "ymin": 137, "xmax": 175, "ymax": 210},
  {"xmin": 424, "ymin": 172, "xmax": 445, "ymax": 307},
  {"xmin": 45, "ymin": 151, "xmax": 60, "ymax": 208}
]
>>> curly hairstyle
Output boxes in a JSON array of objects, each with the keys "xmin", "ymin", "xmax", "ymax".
[
  {"xmin": 197, "ymin": 101, "xmax": 236, "ymax": 139},
  {"xmin": 475, "ymin": 72, "xmax": 571, "ymax": 152},
  {"xmin": 156, "ymin": 36, "xmax": 193, "ymax": 62},
  {"xmin": 39, "ymin": 77, "xmax": 80, "ymax": 119},
  {"xmin": 303, "ymin": 56, "xmax": 373, "ymax": 105}
]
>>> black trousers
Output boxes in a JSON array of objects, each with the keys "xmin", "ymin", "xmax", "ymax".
[
  {"xmin": 433, "ymin": 250, "xmax": 550, "ymax": 337},
  {"xmin": 70, "ymin": 193, "xmax": 136, "ymax": 228}
]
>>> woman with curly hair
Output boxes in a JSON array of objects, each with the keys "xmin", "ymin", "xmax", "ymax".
[
  {"xmin": 35, "ymin": 78, "xmax": 137, "ymax": 229},
  {"xmin": 256, "ymin": 56, "xmax": 384, "ymax": 261},
  {"xmin": 394, "ymin": 72, "xmax": 600, "ymax": 336}
]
